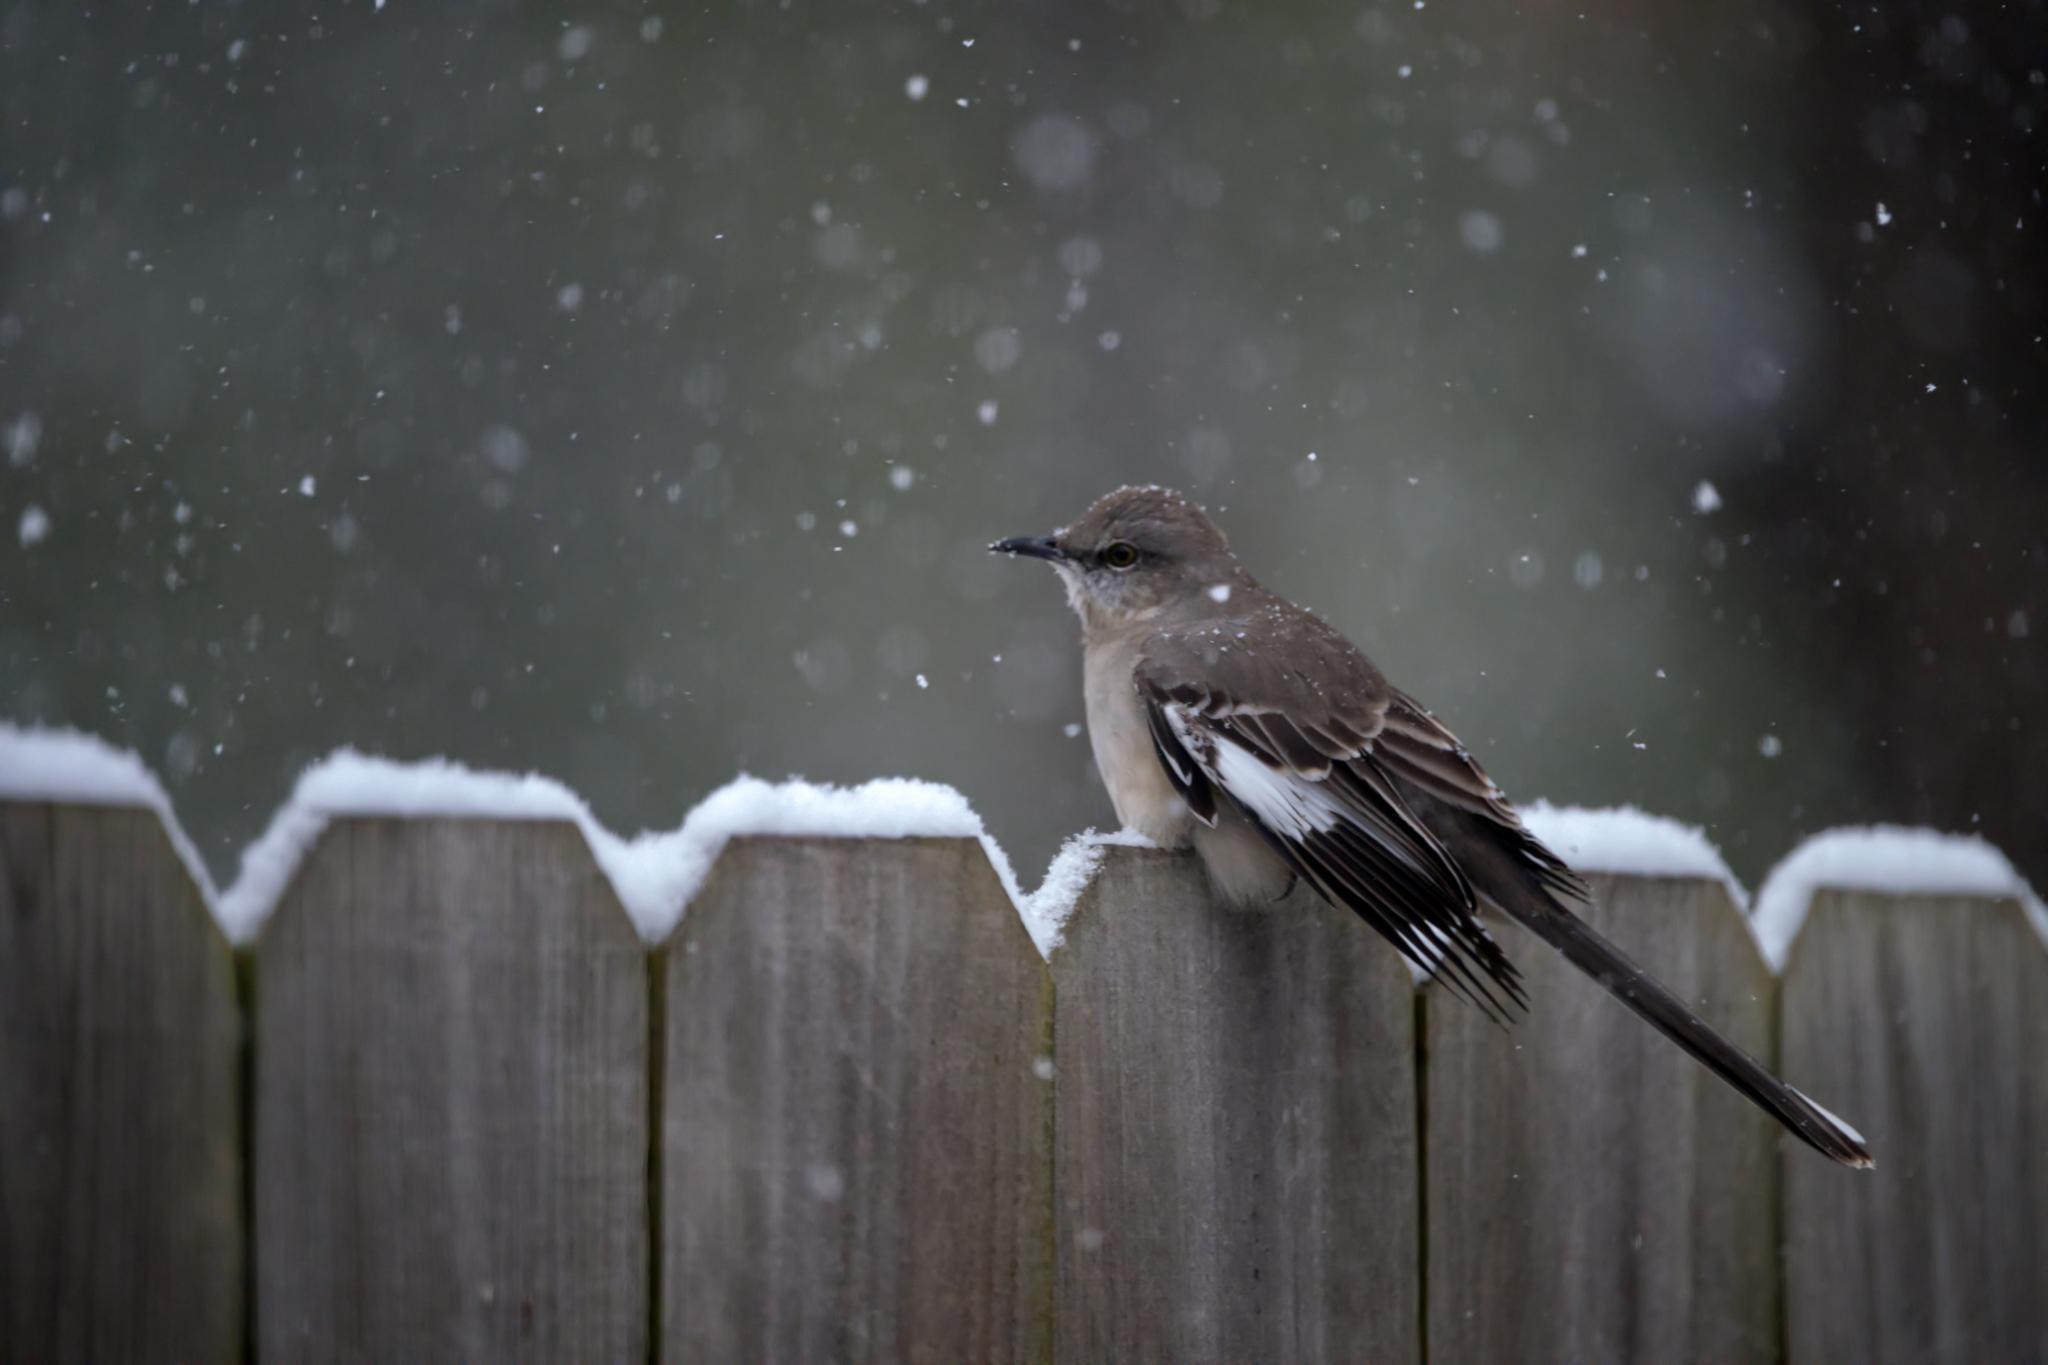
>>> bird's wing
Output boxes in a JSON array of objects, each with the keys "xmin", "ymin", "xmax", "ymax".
[
  {"xmin": 1372, "ymin": 688, "xmax": 1591, "ymax": 907},
  {"xmin": 1135, "ymin": 629, "xmax": 1527, "ymax": 1020}
]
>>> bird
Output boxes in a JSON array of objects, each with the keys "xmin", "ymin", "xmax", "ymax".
[{"xmin": 992, "ymin": 483, "xmax": 1872, "ymax": 1168}]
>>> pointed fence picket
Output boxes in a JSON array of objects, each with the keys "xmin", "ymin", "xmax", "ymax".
[
  {"xmin": 1779, "ymin": 888, "xmax": 2048, "ymax": 1365},
  {"xmin": 0, "ymin": 801, "xmax": 242, "ymax": 1364},
  {"xmin": 1050, "ymin": 845, "xmax": 1421, "ymax": 1365},
  {"xmin": 659, "ymin": 836, "xmax": 1055, "ymax": 1365},
  {"xmin": 1423, "ymin": 873, "xmax": 1778, "ymax": 1364},
  {"xmin": 252, "ymin": 817, "xmax": 648, "ymax": 1362},
  {"xmin": 2, "ymin": 797, "xmax": 2043, "ymax": 1363}
]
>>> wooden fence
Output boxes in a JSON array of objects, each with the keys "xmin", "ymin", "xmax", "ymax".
[{"xmin": 2, "ymin": 801, "xmax": 2044, "ymax": 1363}]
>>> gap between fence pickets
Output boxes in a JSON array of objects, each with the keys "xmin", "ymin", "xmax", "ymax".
[
  {"xmin": 1517, "ymin": 802, "xmax": 2048, "ymax": 972},
  {"xmin": 3, "ymin": 722, "xmax": 2043, "ymax": 965}
]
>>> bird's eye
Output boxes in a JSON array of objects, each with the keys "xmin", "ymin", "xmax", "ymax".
[{"xmin": 1102, "ymin": 541, "xmax": 1140, "ymax": 570}]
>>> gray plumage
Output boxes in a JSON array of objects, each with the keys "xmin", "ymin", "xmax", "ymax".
[{"xmin": 994, "ymin": 484, "xmax": 1873, "ymax": 1168}]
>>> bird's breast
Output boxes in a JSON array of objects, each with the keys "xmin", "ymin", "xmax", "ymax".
[{"xmin": 1082, "ymin": 636, "xmax": 1194, "ymax": 848}]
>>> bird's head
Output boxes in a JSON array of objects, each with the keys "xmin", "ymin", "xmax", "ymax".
[{"xmin": 991, "ymin": 484, "xmax": 1248, "ymax": 633}]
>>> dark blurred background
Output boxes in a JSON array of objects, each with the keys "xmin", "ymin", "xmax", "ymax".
[{"xmin": 2, "ymin": 0, "xmax": 2042, "ymax": 895}]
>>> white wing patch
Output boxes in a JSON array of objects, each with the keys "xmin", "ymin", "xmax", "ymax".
[
  {"xmin": 1162, "ymin": 701, "xmax": 1446, "ymax": 883},
  {"xmin": 1165, "ymin": 703, "xmax": 1347, "ymax": 839},
  {"xmin": 1152, "ymin": 727, "xmax": 1195, "ymax": 788},
  {"xmin": 1212, "ymin": 738, "xmax": 1352, "ymax": 838},
  {"xmin": 1154, "ymin": 696, "xmax": 1521, "ymax": 1009}
]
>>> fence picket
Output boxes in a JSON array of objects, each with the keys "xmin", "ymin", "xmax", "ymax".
[
  {"xmin": 253, "ymin": 817, "xmax": 647, "ymax": 1362},
  {"xmin": 660, "ymin": 836, "xmax": 1054, "ymax": 1364},
  {"xmin": 1780, "ymin": 889, "xmax": 2048, "ymax": 1364},
  {"xmin": 0, "ymin": 802, "xmax": 243, "ymax": 1362},
  {"xmin": 1051, "ymin": 845, "xmax": 1422, "ymax": 1364},
  {"xmin": 1424, "ymin": 873, "xmax": 1778, "ymax": 1363}
]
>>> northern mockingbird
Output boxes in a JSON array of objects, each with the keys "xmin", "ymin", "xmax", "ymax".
[{"xmin": 994, "ymin": 484, "xmax": 1872, "ymax": 1168}]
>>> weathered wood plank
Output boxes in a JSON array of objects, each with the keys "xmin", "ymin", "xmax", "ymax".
[
  {"xmin": 254, "ymin": 817, "xmax": 646, "ymax": 1362},
  {"xmin": 1781, "ymin": 890, "xmax": 2048, "ymax": 1364},
  {"xmin": 661, "ymin": 837, "xmax": 1053, "ymax": 1365},
  {"xmin": 1051, "ymin": 845, "xmax": 1420, "ymax": 1365},
  {"xmin": 0, "ymin": 802, "xmax": 242, "ymax": 1363},
  {"xmin": 1425, "ymin": 874, "xmax": 1777, "ymax": 1364}
]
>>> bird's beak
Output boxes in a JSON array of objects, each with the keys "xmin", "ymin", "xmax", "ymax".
[{"xmin": 989, "ymin": 534, "xmax": 1066, "ymax": 563}]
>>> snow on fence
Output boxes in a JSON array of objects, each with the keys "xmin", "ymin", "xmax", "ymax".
[{"xmin": 2, "ymin": 731, "xmax": 2045, "ymax": 1363}]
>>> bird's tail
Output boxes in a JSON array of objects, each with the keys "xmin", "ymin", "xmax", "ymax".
[{"xmin": 1494, "ymin": 889, "xmax": 1874, "ymax": 1169}]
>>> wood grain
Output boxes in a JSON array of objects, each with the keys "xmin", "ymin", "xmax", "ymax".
[
  {"xmin": 0, "ymin": 801, "xmax": 243, "ymax": 1364},
  {"xmin": 660, "ymin": 836, "xmax": 1054, "ymax": 1365},
  {"xmin": 1424, "ymin": 873, "xmax": 1778, "ymax": 1364},
  {"xmin": 1781, "ymin": 889, "xmax": 2048, "ymax": 1364},
  {"xmin": 1051, "ymin": 845, "xmax": 1421, "ymax": 1365},
  {"xmin": 253, "ymin": 817, "xmax": 647, "ymax": 1363}
]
